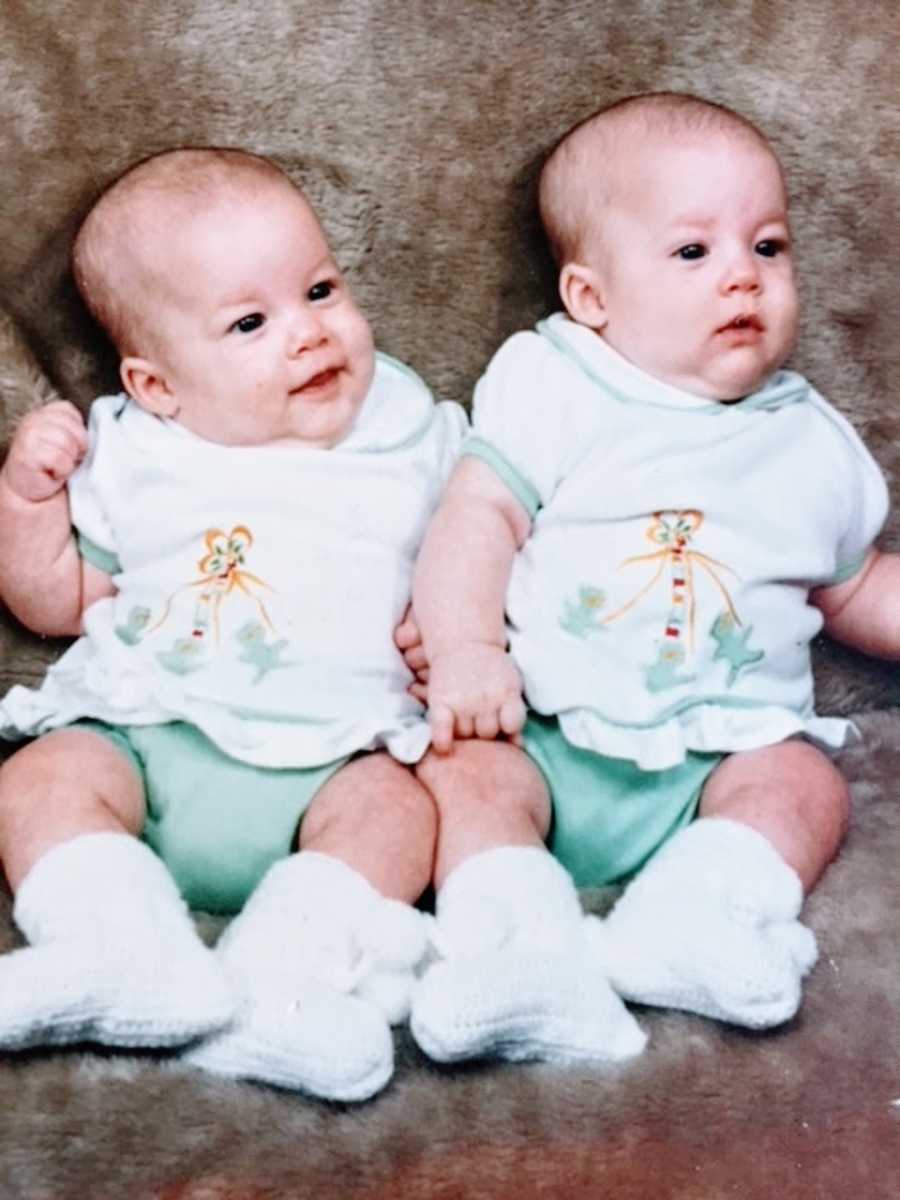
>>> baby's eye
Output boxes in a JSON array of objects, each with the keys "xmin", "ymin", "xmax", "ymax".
[
  {"xmin": 675, "ymin": 244, "xmax": 707, "ymax": 261},
  {"xmin": 230, "ymin": 313, "xmax": 265, "ymax": 334},
  {"xmin": 308, "ymin": 280, "xmax": 335, "ymax": 302},
  {"xmin": 755, "ymin": 238, "xmax": 787, "ymax": 258}
]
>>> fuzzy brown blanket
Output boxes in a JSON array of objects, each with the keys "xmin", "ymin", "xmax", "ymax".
[{"xmin": 1, "ymin": 1, "xmax": 899, "ymax": 1196}]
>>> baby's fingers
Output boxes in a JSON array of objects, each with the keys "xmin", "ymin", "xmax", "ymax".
[
  {"xmin": 499, "ymin": 694, "xmax": 527, "ymax": 738},
  {"xmin": 429, "ymin": 702, "xmax": 457, "ymax": 755},
  {"xmin": 37, "ymin": 428, "xmax": 84, "ymax": 476},
  {"xmin": 393, "ymin": 609, "xmax": 422, "ymax": 651},
  {"xmin": 474, "ymin": 709, "xmax": 500, "ymax": 741},
  {"xmin": 403, "ymin": 643, "xmax": 429, "ymax": 674}
]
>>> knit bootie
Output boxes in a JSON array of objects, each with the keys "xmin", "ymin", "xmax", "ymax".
[
  {"xmin": 585, "ymin": 818, "xmax": 818, "ymax": 1028},
  {"xmin": 185, "ymin": 851, "xmax": 429, "ymax": 1101},
  {"xmin": 0, "ymin": 832, "xmax": 235, "ymax": 1049},
  {"xmin": 411, "ymin": 846, "xmax": 646, "ymax": 1064}
]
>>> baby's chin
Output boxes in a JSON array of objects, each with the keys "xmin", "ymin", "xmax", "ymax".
[
  {"xmin": 666, "ymin": 359, "xmax": 781, "ymax": 403},
  {"xmin": 606, "ymin": 337, "xmax": 780, "ymax": 403}
]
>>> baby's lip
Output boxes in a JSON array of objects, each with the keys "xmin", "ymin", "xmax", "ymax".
[
  {"xmin": 290, "ymin": 365, "xmax": 340, "ymax": 394},
  {"xmin": 716, "ymin": 313, "xmax": 764, "ymax": 334}
]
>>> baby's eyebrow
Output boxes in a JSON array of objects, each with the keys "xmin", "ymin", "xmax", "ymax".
[
  {"xmin": 309, "ymin": 256, "xmax": 340, "ymax": 277},
  {"xmin": 665, "ymin": 214, "xmax": 716, "ymax": 232},
  {"xmin": 217, "ymin": 291, "xmax": 259, "ymax": 310},
  {"xmin": 665, "ymin": 209, "xmax": 788, "ymax": 235}
]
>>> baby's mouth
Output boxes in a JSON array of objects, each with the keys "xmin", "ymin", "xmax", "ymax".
[
  {"xmin": 718, "ymin": 314, "xmax": 763, "ymax": 333},
  {"xmin": 293, "ymin": 368, "xmax": 339, "ymax": 394}
]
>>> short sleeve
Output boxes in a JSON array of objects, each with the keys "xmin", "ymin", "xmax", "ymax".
[
  {"xmin": 462, "ymin": 332, "xmax": 582, "ymax": 517},
  {"xmin": 432, "ymin": 400, "xmax": 469, "ymax": 486},
  {"xmin": 67, "ymin": 396, "xmax": 123, "ymax": 576},
  {"xmin": 815, "ymin": 394, "xmax": 889, "ymax": 585}
]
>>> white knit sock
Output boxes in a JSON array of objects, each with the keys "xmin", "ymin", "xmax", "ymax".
[
  {"xmin": 586, "ymin": 819, "xmax": 818, "ymax": 1028},
  {"xmin": 0, "ymin": 832, "xmax": 235, "ymax": 1050},
  {"xmin": 410, "ymin": 846, "xmax": 646, "ymax": 1065},
  {"xmin": 184, "ymin": 852, "xmax": 428, "ymax": 1101}
]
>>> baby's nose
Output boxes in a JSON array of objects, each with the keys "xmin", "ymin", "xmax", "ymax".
[
  {"xmin": 723, "ymin": 253, "xmax": 761, "ymax": 293},
  {"xmin": 287, "ymin": 310, "xmax": 327, "ymax": 354}
]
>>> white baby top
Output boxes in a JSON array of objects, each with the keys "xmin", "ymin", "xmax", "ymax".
[
  {"xmin": 465, "ymin": 314, "xmax": 889, "ymax": 770},
  {"xmin": 1, "ymin": 353, "xmax": 467, "ymax": 767}
]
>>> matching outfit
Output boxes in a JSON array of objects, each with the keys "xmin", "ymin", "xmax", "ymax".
[
  {"xmin": 463, "ymin": 314, "xmax": 888, "ymax": 883},
  {"xmin": 0, "ymin": 355, "xmax": 467, "ymax": 913},
  {"xmin": 0, "ymin": 355, "xmax": 469, "ymax": 1100},
  {"xmin": 0, "ymin": 317, "xmax": 889, "ymax": 1090},
  {"xmin": 2, "ymin": 353, "xmax": 465, "ymax": 768},
  {"xmin": 413, "ymin": 315, "xmax": 889, "ymax": 1067}
]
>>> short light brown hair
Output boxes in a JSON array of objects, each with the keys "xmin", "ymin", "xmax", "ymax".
[
  {"xmin": 72, "ymin": 147, "xmax": 295, "ymax": 355},
  {"xmin": 538, "ymin": 92, "xmax": 776, "ymax": 265}
]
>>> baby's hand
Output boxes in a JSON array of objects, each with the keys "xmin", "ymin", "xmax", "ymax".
[
  {"xmin": 395, "ymin": 606, "xmax": 428, "ymax": 691},
  {"xmin": 427, "ymin": 642, "xmax": 526, "ymax": 754},
  {"xmin": 1, "ymin": 402, "xmax": 87, "ymax": 503}
]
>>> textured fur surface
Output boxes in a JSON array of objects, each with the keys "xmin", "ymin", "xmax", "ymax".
[{"xmin": 0, "ymin": 1, "xmax": 899, "ymax": 1195}]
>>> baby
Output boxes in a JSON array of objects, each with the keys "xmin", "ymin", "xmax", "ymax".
[
  {"xmin": 407, "ymin": 92, "xmax": 900, "ymax": 1059},
  {"xmin": 0, "ymin": 147, "xmax": 467, "ymax": 1101}
]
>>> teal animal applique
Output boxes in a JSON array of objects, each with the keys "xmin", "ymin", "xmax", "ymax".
[
  {"xmin": 236, "ymin": 621, "xmax": 291, "ymax": 684},
  {"xmin": 115, "ymin": 605, "xmax": 152, "ymax": 646},
  {"xmin": 710, "ymin": 611, "xmax": 764, "ymax": 686},
  {"xmin": 559, "ymin": 587, "xmax": 607, "ymax": 639},
  {"xmin": 157, "ymin": 637, "xmax": 207, "ymax": 676},
  {"xmin": 644, "ymin": 643, "xmax": 697, "ymax": 693}
]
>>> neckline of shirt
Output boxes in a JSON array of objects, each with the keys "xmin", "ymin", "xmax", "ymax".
[
  {"xmin": 107, "ymin": 352, "xmax": 436, "ymax": 456},
  {"xmin": 537, "ymin": 313, "xmax": 809, "ymax": 416}
]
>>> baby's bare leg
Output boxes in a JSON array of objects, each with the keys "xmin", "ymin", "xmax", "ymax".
[
  {"xmin": 416, "ymin": 739, "xmax": 551, "ymax": 888},
  {"xmin": 186, "ymin": 753, "xmax": 438, "ymax": 1100},
  {"xmin": 589, "ymin": 739, "xmax": 845, "ymax": 1028},
  {"xmin": 0, "ymin": 728, "xmax": 145, "ymax": 890},
  {"xmin": 699, "ymin": 739, "xmax": 850, "ymax": 891},
  {"xmin": 300, "ymin": 751, "xmax": 438, "ymax": 901},
  {"xmin": 0, "ymin": 729, "xmax": 233, "ymax": 1049},
  {"xmin": 410, "ymin": 741, "xmax": 646, "ymax": 1066}
]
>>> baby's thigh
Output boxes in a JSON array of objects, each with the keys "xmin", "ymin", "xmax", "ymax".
[
  {"xmin": 0, "ymin": 724, "xmax": 146, "ymax": 888},
  {"xmin": 131, "ymin": 723, "xmax": 346, "ymax": 914},
  {"xmin": 303, "ymin": 752, "xmax": 435, "ymax": 834}
]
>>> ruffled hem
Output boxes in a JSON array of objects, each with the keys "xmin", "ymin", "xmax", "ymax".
[
  {"xmin": 556, "ymin": 704, "xmax": 853, "ymax": 771},
  {"xmin": 0, "ymin": 677, "xmax": 432, "ymax": 768}
]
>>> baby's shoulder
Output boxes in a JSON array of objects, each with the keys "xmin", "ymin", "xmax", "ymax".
[
  {"xmin": 484, "ymin": 325, "xmax": 557, "ymax": 373},
  {"xmin": 478, "ymin": 323, "xmax": 582, "ymax": 407},
  {"xmin": 85, "ymin": 392, "xmax": 130, "ymax": 433}
]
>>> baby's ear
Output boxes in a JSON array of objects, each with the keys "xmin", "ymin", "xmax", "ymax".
[
  {"xmin": 558, "ymin": 263, "xmax": 607, "ymax": 331},
  {"xmin": 119, "ymin": 357, "xmax": 179, "ymax": 418}
]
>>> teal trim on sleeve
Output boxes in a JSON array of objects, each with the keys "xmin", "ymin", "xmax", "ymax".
[
  {"xmin": 461, "ymin": 437, "xmax": 541, "ymax": 519},
  {"xmin": 76, "ymin": 530, "xmax": 121, "ymax": 576},
  {"xmin": 827, "ymin": 551, "xmax": 868, "ymax": 586}
]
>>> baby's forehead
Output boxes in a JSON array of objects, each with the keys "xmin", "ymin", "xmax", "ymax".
[
  {"xmin": 582, "ymin": 121, "xmax": 774, "ymax": 182},
  {"xmin": 122, "ymin": 171, "xmax": 279, "ymax": 231}
]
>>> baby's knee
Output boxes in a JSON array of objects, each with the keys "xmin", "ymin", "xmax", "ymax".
[
  {"xmin": 306, "ymin": 753, "xmax": 438, "ymax": 844},
  {"xmin": 700, "ymin": 740, "xmax": 850, "ymax": 888},
  {"xmin": 0, "ymin": 738, "xmax": 73, "ymax": 834},
  {"xmin": 810, "ymin": 752, "xmax": 851, "ymax": 850},
  {"xmin": 766, "ymin": 740, "xmax": 850, "ymax": 842},
  {"xmin": 416, "ymin": 740, "xmax": 550, "ymax": 830}
]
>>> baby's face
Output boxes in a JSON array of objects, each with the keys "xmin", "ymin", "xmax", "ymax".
[
  {"xmin": 583, "ymin": 134, "xmax": 798, "ymax": 400},
  {"xmin": 130, "ymin": 182, "xmax": 375, "ymax": 447}
]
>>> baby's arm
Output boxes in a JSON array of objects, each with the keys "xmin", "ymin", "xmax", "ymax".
[
  {"xmin": 813, "ymin": 548, "xmax": 900, "ymax": 659},
  {"xmin": 0, "ymin": 401, "xmax": 115, "ymax": 635},
  {"xmin": 413, "ymin": 456, "xmax": 531, "ymax": 753}
]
